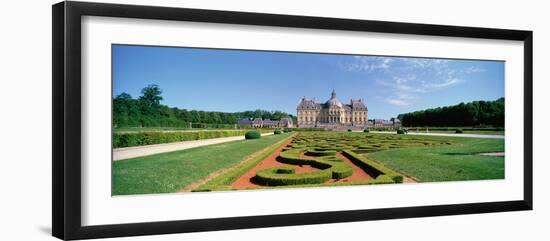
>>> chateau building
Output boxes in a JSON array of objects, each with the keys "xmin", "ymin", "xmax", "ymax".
[{"xmin": 297, "ymin": 90, "xmax": 368, "ymax": 128}]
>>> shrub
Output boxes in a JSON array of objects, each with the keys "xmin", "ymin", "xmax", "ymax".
[
  {"xmin": 342, "ymin": 150, "xmax": 403, "ymax": 183},
  {"xmin": 369, "ymin": 175, "xmax": 396, "ymax": 184},
  {"xmin": 347, "ymin": 129, "xmax": 352, "ymax": 132},
  {"xmin": 455, "ymin": 129, "xmax": 463, "ymax": 133},
  {"xmin": 113, "ymin": 130, "xmax": 248, "ymax": 148},
  {"xmin": 277, "ymin": 149, "xmax": 352, "ymax": 179},
  {"xmin": 363, "ymin": 129, "xmax": 370, "ymax": 133},
  {"xmin": 274, "ymin": 129, "xmax": 282, "ymax": 135},
  {"xmin": 283, "ymin": 129, "xmax": 292, "ymax": 133},
  {"xmin": 245, "ymin": 130, "xmax": 261, "ymax": 139},
  {"xmin": 254, "ymin": 167, "xmax": 332, "ymax": 186},
  {"xmin": 397, "ymin": 129, "xmax": 405, "ymax": 134},
  {"xmin": 305, "ymin": 150, "xmax": 337, "ymax": 156}
]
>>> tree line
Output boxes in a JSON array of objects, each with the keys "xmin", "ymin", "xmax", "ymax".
[
  {"xmin": 397, "ymin": 98, "xmax": 504, "ymax": 127},
  {"xmin": 113, "ymin": 84, "xmax": 296, "ymax": 128}
]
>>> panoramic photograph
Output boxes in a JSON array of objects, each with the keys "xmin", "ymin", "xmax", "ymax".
[{"xmin": 111, "ymin": 45, "xmax": 505, "ymax": 196}]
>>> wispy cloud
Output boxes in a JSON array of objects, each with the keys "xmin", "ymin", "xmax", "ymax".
[
  {"xmin": 344, "ymin": 56, "xmax": 393, "ymax": 72},
  {"xmin": 384, "ymin": 98, "xmax": 410, "ymax": 106},
  {"xmin": 382, "ymin": 92, "xmax": 417, "ymax": 106},
  {"xmin": 343, "ymin": 56, "xmax": 483, "ymax": 106}
]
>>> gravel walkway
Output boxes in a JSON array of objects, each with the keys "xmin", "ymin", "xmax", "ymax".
[{"xmin": 113, "ymin": 133, "xmax": 273, "ymax": 161}]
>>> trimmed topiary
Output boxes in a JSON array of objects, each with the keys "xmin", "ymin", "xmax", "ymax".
[
  {"xmin": 245, "ymin": 130, "xmax": 261, "ymax": 139},
  {"xmin": 113, "ymin": 130, "xmax": 250, "ymax": 148},
  {"xmin": 254, "ymin": 167, "xmax": 332, "ymax": 186},
  {"xmin": 363, "ymin": 129, "xmax": 370, "ymax": 133},
  {"xmin": 397, "ymin": 129, "xmax": 405, "ymax": 134},
  {"xmin": 274, "ymin": 129, "xmax": 282, "ymax": 135},
  {"xmin": 305, "ymin": 150, "xmax": 337, "ymax": 156},
  {"xmin": 342, "ymin": 150, "xmax": 403, "ymax": 183},
  {"xmin": 455, "ymin": 129, "xmax": 463, "ymax": 133},
  {"xmin": 347, "ymin": 129, "xmax": 352, "ymax": 132}
]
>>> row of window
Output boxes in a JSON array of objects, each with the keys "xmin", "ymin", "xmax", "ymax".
[
  {"xmin": 299, "ymin": 116, "xmax": 367, "ymax": 122},
  {"xmin": 299, "ymin": 111, "xmax": 367, "ymax": 116}
]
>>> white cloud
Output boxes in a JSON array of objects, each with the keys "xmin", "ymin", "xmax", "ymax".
[
  {"xmin": 384, "ymin": 98, "xmax": 410, "ymax": 106},
  {"xmin": 383, "ymin": 92, "xmax": 417, "ymax": 106},
  {"xmin": 463, "ymin": 66, "xmax": 486, "ymax": 74},
  {"xmin": 344, "ymin": 56, "xmax": 481, "ymax": 106},
  {"xmin": 344, "ymin": 56, "xmax": 393, "ymax": 72},
  {"xmin": 422, "ymin": 78, "xmax": 464, "ymax": 89}
]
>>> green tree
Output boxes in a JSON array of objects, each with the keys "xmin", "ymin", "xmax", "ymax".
[{"xmin": 139, "ymin": 84, "xmax": 163, "ymax": 106}]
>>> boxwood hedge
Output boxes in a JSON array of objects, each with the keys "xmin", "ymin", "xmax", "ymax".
[
  {"xmin": 273, "ymin": 149, "xmax": 353, "ymax": 181},
  {"xmin": 245, "ymin": 130, "xmax": 261, "ymax": 139},
  {"xmin": 113, "ymin": 130, "xmax": 252, "ymax": 148},
  {"xmin": 253, "ymin": 167, "xmax": 332, "ymax": 186},
  {"xmin": 304, "ymin": 150, "xmax": 337, "ymax": 156},
  {"xmin": 342, "ymin": 150, "xmax": 403, "ymax": 183}
]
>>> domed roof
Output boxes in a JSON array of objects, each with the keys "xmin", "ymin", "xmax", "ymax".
[
  {"xmin": 325, "ymin": 89, "xmax": 343, "ymax": 108},
  {"xmin": 326, "ymin": 98, "xmax": 343, "ymax": 108}
]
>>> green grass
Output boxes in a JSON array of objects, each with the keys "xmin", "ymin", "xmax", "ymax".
[
  {"xmin": 418, "ymin": 130, "xmax": 504, "ymax": 135},
  {"xmin": 367, "ymin": 137, "xmax": 504, "ymax": 182},
  {"xmin": 114, "ymin": 131, "xmax": 505, "ymax": 195},
  {"xmin": 112, "ymin": 133, "xmax": 291, "ymax": 195}
]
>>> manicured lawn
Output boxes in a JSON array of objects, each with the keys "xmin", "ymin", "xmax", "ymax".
[
  {"xmin": 112, "ymin": 133, "xmax": 291, "ymax": 195},
  {"xmin": 367, "ymin": 137, "xmax": 504, "ymax": 182},
  {"xmin": 420, "ymin": 130, "xmax": 504, "ymax": 135}
]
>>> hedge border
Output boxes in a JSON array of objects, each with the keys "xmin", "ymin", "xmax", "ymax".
[
  {"xmin": 342, "ymin": 150, "xmax": 404, "ymax": 183},
  {"xmin": 113, "ymin": 129, "xmax": 275, "ymax": 148}
]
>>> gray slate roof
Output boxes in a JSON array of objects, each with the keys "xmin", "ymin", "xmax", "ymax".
[{"xmin": 297, "ymin": 98, "xmax": 321, "ymax": 110}]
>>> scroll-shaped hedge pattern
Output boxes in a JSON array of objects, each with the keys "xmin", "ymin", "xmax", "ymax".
[
  {"xmin": 252, "ymin": 149, "xmax": 353, "ymax": 186},
  {"xmin": 254, "ymin": 167, "xmax": 333, "ymax": 186}
]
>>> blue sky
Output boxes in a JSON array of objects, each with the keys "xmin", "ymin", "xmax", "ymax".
[{"xmin": 113, "ymin": 45, "xmax": 504, "ymax": 119}]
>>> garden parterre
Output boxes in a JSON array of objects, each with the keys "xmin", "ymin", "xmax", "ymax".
[{"xmin": 195, "ymin": 132, "xmax": 455, "ymax": 191}]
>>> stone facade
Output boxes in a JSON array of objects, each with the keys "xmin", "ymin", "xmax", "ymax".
[
  {"xmin": 297, "ymin": 90, "xmax": 368, "ymax": 128},
  {"xmin": 238, "ymin": 117, "xmax": 294, "ymax": 128}
]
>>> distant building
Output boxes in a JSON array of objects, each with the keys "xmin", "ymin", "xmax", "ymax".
[
  {"xmin": 296, "ymin": 90, "xmax": 368, "ymax": 128},
  {"xmin": 372, "ymin": 118, "xmax": 402, "ymax": 128},
  {"xmin": 238, "ymin": 118, "xmax": 252, "ymax": 126},
  {"xmin": 262, "ymin": 119, "xmax": 277, "ymax": 128},
  {"xmin": 391, "ymin": 118, "xmax": 402, "ymax": 128},
  {"xmin": 373, "ymin": 119, "xmax": 392, "ymax": 128},
  {"xmin": 238, "ymin": 117, "xmax": 294, "ymax": 128},
  {"xmin": 251, "ymin": 118, "xmax": 264, "ymax": 128},
  {"xmin": 279, "ymin": 117, "xmax": 293, "ymax": 128}
]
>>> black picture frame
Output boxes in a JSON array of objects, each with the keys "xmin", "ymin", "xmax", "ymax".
[{"xmin": 52, "ymin": 1, "xmax": 533, "ymax": 240}]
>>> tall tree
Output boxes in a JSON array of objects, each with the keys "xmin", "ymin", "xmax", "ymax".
[
  {"xmin": 139, "ymin": 84, "xmax": 163, "ymax": 107},
  {"xmin": 398, "ymin": 98, "xmax": 504, "ymax": 127}
]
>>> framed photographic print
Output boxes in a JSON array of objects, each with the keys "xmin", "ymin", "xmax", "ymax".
[{"xmin": 52, "ymin": 1, "xmax": 533, "ymax": 240}]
